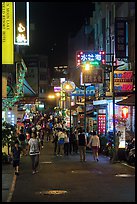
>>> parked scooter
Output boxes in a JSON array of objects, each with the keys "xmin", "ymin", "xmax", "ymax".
[
  {"xmin": 127, "ymin": 147, "xmax": 135, "ymax": 165},
  {"xmin": 125, "ymin": 138, "xmax": 135, "ymax": 165}
]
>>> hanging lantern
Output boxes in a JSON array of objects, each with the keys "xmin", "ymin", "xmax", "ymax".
[{"xmin": 122, "ymin": 107, "xmax": 128, "ymax": 119}]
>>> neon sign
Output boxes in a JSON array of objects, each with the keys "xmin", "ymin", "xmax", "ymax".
[
  {"xmin": 114, "ymin": 71, "xmax": 133, "ymax": 92},
  {"xmin": 76, "ymin": 51, "xmax": 105, "ymax": 66},
  {"xmin": 122, "ymin": 107, "xmax": 128, "ymax": 119},
  {"xmin": 14, "ymin": 2, "xmax": 29, "ymax": 45}
]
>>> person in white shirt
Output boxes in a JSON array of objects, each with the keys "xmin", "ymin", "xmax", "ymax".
[
  {"xmin": 57, "ymin": 129, "xmax": 65, "ymax": 156},
  {"xmin": 87, "ymin": 130, "xmax": 100, "ymax": 162},
  {"xmin": 28, "ymin": 132, "xmax": 40, "ymax": 174}
]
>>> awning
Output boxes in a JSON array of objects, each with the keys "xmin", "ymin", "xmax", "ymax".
[
  {"xmin": 23, "ymin": 79, "xmax": 36, "ymax": 96},
  {"xmin": 116, "ymin": 94, "xmax": 135, "ymax": 106}
]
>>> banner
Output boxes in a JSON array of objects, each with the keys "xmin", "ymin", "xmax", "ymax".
[
  {"xmin": 2, "ymin": 2, "xmax": 14, "ymax": 64},
  {"xmin": 115, "ymin": 17, "xmax": 127, "ymax": 58}
]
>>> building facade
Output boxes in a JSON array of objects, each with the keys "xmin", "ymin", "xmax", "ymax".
[{"xmin": 67, "ymin": 2, "xmax": 135, "ymax": 135}]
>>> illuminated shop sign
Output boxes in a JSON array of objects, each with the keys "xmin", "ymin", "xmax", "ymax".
[
  {"xmin": 114, "ymin": 71, "xmax": 133, "ymax": 92},
  {"xmin": 62, "ymin": 81, "xmax": 76, "ymax": 93},
  {"xmin": 54, "ymin": 87, "xmax": 61, "ymax": 92},
  {"xmin": 70, "ymin": 86, "xmax": 95, "ymax": 96},
  {"xmin": 122, "ymin": 107, "xmax": 128, "ymax": 119},
  {"xmin": 76, "ymin": 51, "xmax": 105, "ymax": 67},
  {"xmin": 81, "ymin": 68, "xmax": 104, "ymax": 84},
  {"xmin": 98, "ymin": 115, "xmax": 106, "ymax": 135},
  {"xmin": 14, "ymin": 2, "xmax": 29, "ymax": 45},
  {"xmin": 2, "ymin": 2, "xmax": 14, "ymax": 64}
]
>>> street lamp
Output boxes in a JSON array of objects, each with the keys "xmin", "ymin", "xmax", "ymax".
[
  {"xmin": 82, "ymin": 62, "xmax": 92, "ymax": 133},
  {"xmin": 62, "ymin": 81, "xmax": 76, "ymax": 135}
]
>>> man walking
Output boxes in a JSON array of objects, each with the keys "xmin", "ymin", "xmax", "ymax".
[{"xmin": 77, "ymin": 127, "xmax": 87, "ymax": 162}]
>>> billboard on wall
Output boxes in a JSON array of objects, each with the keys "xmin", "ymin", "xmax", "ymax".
[
  {"xmin": 114, "ymin": 70, "xmax": 133, "ymax": 92},
  {"xmin": 2, "ymin": 2, "xmax": 14, "ymax": 64}
]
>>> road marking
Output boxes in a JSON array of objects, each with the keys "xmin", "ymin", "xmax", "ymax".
[
  {"xmin": 71, "ymin": 170, "xmax": 90, "ymax": 174},
  {"xmin": 40, "ymin": 161, "xmax": 53, "ymax": 164},
  {"xmin": 36, "ymin": 190, "xmax": 68, "ymax": 195},
  {"xmin": 115, "ymin": 174, "xmax": 135, "ymax": 178},
  {"xmin": 121, "ymin": 162, "xmax": 135, "ymax": 169},
  {"xmin": 7, "ymin": 174, "xmax": 17, "ymax": 202}
]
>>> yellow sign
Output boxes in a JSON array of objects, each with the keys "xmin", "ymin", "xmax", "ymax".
[
  {"xmin": 2, "ymin": 74, "xmax": 7, "ymax": 98},
  {"xmin": 2, "ymin": 2, "xmax": 14, "ymax": 64}
]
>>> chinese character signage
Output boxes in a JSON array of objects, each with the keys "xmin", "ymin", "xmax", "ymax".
[
  {"xmin": 70, "ymin": 86, "xmax": 95, "ymax": 96},
  {"xmin": 2, "ymin": 2, "xmax": 14, "ymax": 64},
  {"xmin": 114, "ymin": 70, "xmax": 133, "ymax": 92},
  {"xmin": 82, "ymin": 68, "xmax": 104, "ymax": 84},
  {"xmin": 98, "ymin": 115, "xmax": 106, "ymax": 135},
  {"xmin": 115, "ymin": 17, "xmax": 127, "ymax": 58},
  {"xmin": 14, "ymin": 2, "xmax": 29, "ymax": 45},
  {"xmin": 76, "ymin": 51, "xmax": 105, "ymax": 66}
]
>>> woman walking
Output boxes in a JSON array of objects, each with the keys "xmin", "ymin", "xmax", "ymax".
[
  {"xmin": 28, "ymin": 132, "xmax": 41, "ymax": 174},
  {"xmin": 87, "ymin": 130, "xmax": 100, "ymax": 162}
]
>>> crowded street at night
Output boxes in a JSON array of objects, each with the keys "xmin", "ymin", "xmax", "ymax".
[{"xmin": 2, "ymin": 2, "xmax": 135, "ymax": 202}]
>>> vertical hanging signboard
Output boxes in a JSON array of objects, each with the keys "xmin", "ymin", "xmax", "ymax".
[
  {"xmin": 14, "ymin": 2, "xmax": 29, "ymax": 46},
  {"xmin": 115, "ymin": 17, "xmax": 127, "ymax": 59},
  {"xmin": 2, "ymin": 2, "xmax": 14, "ymax": 64}
]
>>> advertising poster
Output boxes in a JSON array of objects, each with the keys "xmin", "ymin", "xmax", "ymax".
[{"xmin": 117, "ymin": 126, "xmax": 126, "ymax": 148}]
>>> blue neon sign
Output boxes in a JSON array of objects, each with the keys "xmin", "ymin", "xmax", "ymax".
[{"xmin": 76, "ymin": 51, "xmax": 105, "ymax": 66}]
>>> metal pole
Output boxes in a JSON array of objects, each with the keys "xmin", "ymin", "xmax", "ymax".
[
  {"xmin": 70, "ymin": 94, "xmax": 72, "ymax": 136},
  {"xmin": 84, "ymin": 83, "xmax": 86, "ymax": 132},
  {"xmin": 112, "ymin": 55, "xmax": 116, "ymax": 162}
]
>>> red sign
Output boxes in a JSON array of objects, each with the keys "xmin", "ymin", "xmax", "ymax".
[
  {"xmin": 122, "ymin": 107, "xmax": 128, "ymax": 119},
  {"xmin": 98, "ymin": 115, "xmax": 106, "ymax": 135},
  {"xmin": 114, "ymin": 71, "xmax": 133, "ymax": 92}
]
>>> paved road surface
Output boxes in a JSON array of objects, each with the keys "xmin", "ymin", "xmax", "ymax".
[{"xmin": 9, "ymin": 141, "xmax": 135, "ymax": 202}]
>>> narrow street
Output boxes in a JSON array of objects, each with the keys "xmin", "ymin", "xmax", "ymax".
[{"xmin": 11, "ymin": 140, "xmax": 135, "ymax": 202}]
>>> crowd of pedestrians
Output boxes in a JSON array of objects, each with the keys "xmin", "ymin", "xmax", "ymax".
[{"xmin": 11, "ymin": 111, "xmax": 100, "ymax": 176}]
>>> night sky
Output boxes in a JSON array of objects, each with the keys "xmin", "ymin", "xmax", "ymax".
[{"xmin": 26, "ymin": 2, "xmax": 94, "ymax": 67}]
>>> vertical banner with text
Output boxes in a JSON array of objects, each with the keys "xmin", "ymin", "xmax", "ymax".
[
  {"xmin": 2, "ymin": 2, "xmax": 14, "ymax": 64},
  {"xmin": 115, "ymin": 17, "xmax": 127, "ymax": 59}
]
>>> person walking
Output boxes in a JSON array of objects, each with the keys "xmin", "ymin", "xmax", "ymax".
[
  {"xmin": 77, "ymin": 127, "xmax": 87, "ymax": 162},
  {"xmin": 52, "ymin": 128, "xmax": 58, "ymax": 155},
  {"xmin": 57, "ymin": 128, "xmax": 65, "ymax": 156},
  {"xmin": 11, "ymin": 140, "xmax": 21, "ymax": 175},
  {"xmin": 87, "ymin": 130, "xmax": 100, "ymax": 162},
  {"xmin": 18, "ymin": 129, "xmax": 27, "ymax": 156},
  {"xmin": 40, "ymin": 128, "xmax": 44, "ymax": 148},
  {"xmin": 28, "ymin": 132, "xmax": 41, "ymax": 174},
  {"xmin": 64, "ymin": 130, "xmax": 69, "ymax": 156}
]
